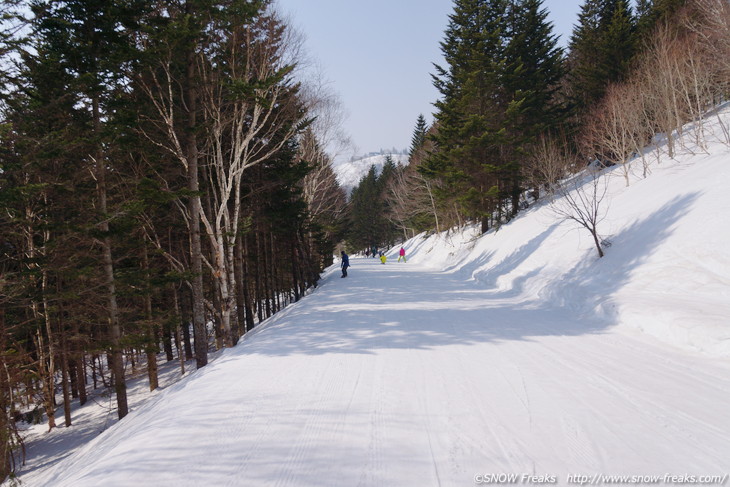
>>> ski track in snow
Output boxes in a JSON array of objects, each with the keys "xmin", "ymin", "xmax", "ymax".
[
  {"xmin": 15, "ymin": 110, "xmax": 730, "ymax": 487},
  {"xmin": 20, "ymin": 257, "xmax": 730, "ymax": 487}
]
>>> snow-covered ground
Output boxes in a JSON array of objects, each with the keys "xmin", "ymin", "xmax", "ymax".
[{"xmin": 11, "ymin": 112, "xmax": 730, "ymax": 486}]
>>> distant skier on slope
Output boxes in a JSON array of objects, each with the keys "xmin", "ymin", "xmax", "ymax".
[
  {"xmin": 380, "ymin": 252, "xmax": 387, "ymax": 265},
  {"xmin": 398, "ymin": 246, "xmax": 407, "ymax": 263},
  {"xmin": 341, "ymin": 250, "xmax": 350, "ymax": 278}
]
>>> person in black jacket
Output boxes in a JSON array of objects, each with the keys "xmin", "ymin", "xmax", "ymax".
[{"xmin": 340, "ymin": 250, "xmax": 350, "ymax": 278}]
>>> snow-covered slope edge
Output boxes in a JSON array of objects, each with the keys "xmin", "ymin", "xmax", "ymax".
[{"xmin": 402, "ymin": 111, "xmax": 730, "ymax": 358}]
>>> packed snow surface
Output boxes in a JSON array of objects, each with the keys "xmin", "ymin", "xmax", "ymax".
[{"xmin": 14, "ymin": 113, "xmax": 730, "ymax": 486}]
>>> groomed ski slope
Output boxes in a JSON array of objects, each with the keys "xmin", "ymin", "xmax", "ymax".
[
  {"xmin": 20, "ymin": 111, "xmax": 730, "ymax": 486},
  {"xmin": 27, "ymin": 261, "xmax": 730, "ymax": 486}
]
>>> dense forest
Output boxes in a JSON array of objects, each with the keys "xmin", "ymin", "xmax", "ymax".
[
  {"xmin": 350, "ymin": 0, "xmax": 729, "ymax": 258},
  {"xmin": 1, "ymin": 0, "xmax": 730, "ymax": 480},
  {"xmin": 0, "ymin": 0, "xmax": 347, "ymax": 478}
]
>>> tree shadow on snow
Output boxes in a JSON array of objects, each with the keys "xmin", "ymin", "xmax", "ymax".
[{"xmin": 222, "ymin": 192, "xmax": 700, "ymax": 359}]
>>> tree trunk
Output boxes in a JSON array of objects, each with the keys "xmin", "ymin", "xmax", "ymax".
[
  {"xmin": 172, "ymin": 284, "xmax": 185, "ymax": 376},
  {"xmin": 69, "ymin": 358, "xmax": 79, "ymax": 399},
  {"xmin": 481, "ymin": 217, "xmax": 489, "ymax": 234},
  {"xmin": 290, "ymin": 241, "xmax": 300, "ymax": 302},
  {"xmin": 255, "ymin": 231, "xmax": 264, "ymax": 323},
  {"xmin": 67, "ymin": 300, "xmax": 84, "ymax": 405},
  {"xmin": 29, "ymin": 228, "xmax": 56, "ymax": 430},
  {"xmin": 60, "ymin": 335, "xmax": 72, "ymax": 427},
  {"xmin": 75, "ymin": 355, "xmax": 87, "ymax": 406},
  {"xmin": 271, "ymin": 234, "xmax": 280, "ymax": 313},
  {"xmin": 233, "ymin": 237, "xmax": 247, "ymax": 339},
  {"xmin": 90, "ymin": 354, "xmax": 98, "ymax": 390},
  {"xmin": 186, "ymin": 41, "xmax": 208, "ymax": 369},
  {"xmin": 241, "ymin": 237, "xmax": 255, "ymax": 332},
  {"xmin": 264, "ymin": 233, "xmax": 273, "ymax": 319},
  {"xmin": 36, "ymin": 331, "xmax": 56, "ymax": 431},
  {"xmin": 143, "ymin": 246, "xmax": 159, "ymax": 391},
  {"xmin": 162, "ymin": 324, "xmax": 174, "ymax": 362},
  {"xmin": 213, "ymin": 234, "xmax": 233, "ymax": 347},
  {"xmin": 93, "ymin": 95, "xmax": 128, "ymax": 420},
  {"xmin": 180, "ymin": 287, "xmax": 194, "ymax": 359},
  {"xmin": 592, "ymin": 227, "xmax": 605, "ymax": 259},
  {"xmin": 211, "ymin": 278, "xmax": 224, "ymax": 350}
]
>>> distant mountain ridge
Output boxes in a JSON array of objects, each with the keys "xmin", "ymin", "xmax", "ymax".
[{"xmin": 333, "ymin": 152, "xmax": 409, "ymax": 193}]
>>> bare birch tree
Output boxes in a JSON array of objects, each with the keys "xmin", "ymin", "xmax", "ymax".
[
  {"xmin": 581, "ymin": 81, "xmax": 653, "ymax": 186},
  {"xmin": 196, "ymin": 8, "xmax": 308, "ymax": 347},
  {"xmin": 552, "ymin": 164, "xmax": 610, "ymax": 259},
  {"xmin": 135, "ymin": 9, "xmax": 210, "ymax": 367},
  {"xmin": 522, "ymin": 135, "xmax": 575, "ymax": 199},
  {"xmin": 523, "ymin": 135, "xmax": 609, "ymax": 258}
]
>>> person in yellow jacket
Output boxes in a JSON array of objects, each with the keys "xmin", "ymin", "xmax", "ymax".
[{"xmin": 379, "ymin": 252, "xmax": 387, "ymax": 264}]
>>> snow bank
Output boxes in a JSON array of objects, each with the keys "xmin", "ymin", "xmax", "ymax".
[{"xmin": 403, "ymin": 114, "xmax": 730, "ymax": 358}]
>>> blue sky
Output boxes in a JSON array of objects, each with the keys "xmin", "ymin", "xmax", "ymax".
[{"xmin": 275, "ymin": 0, "xmax": 584, "ymax": 159}]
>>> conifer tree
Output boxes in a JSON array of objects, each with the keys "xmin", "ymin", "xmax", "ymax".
[
  {"xmin": 504, "ymin": 0, "xmax": 564, "ymax": 138},
  {"xmin": 426, "ymin": 0, "xmax": 564, "ymax": 230},
  {"xmin": 636, "ymin": 0, "xmax": 686, "ymax": 37},
  {"xmin": 501, "ymin": 0, "xmax": 565, "ymax": 216},
  {"xmin": 4, "ymin": 0, "xmax": 151, "ymax": 422},
  {"xmin": 0, "ymin": 0, "xmax": 329, "ymax": 478},
  {"xmin": 426, "ymin": 0, "xmax": 510, "ymax": 232},
  {"xmin": 347, "ymin": 166, "xmax": 382, "ymax": 250},
  {"xmin": 567, "ymin": 0, "xmax": 637, "ymax": 115},
  {"xmin": 409, "ymin": 114, "xmax": 428, "ymax": 158},
  {"xmin": 1, "ymin": 35, "xmax": 88, "ymax": 431}
]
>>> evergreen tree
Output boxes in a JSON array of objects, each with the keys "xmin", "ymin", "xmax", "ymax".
[
  {"xmin": 377, "ymin": 156, "xmax": 400, "ymax": 245},
  {"xmin": 567, "ymin": 0, "xmax": 637, "ymax": 115},
  {"xmin": 504, "ymin": 0, "xmax": 564, "ymax": 138},
  {"xmin": 635, "ymin": 0, "xmax": 686, "ymax": 39},
  {"xmin": 5, "ymin": 0, "xmax": 150, "ymax": 423},
  {"xmin": 501, "ymin": 0, "xmax": 565, "ymax": 217},
  {"xmin": 0, "ymin": 0, "xmax": 328, "ymax": 478},
  {"xmin": 347, "ymin": 166, "xmax": 383, "ymax": 250},
  {"xmin": 601, "ymin": 0, "xmax": 636, "ymax": 84},
  {"xmin": 345, "ymin": 158, "xmax": 401, "ymax": 251},
  {"xmin": 379, "ymin": 156, "xmax": 398, "ymax": 191},
  {"xmin": 1, "ymin": 26, "xmax": 94, "ymax": 431},
  {"xmin": 409, "ymin": 114, "xmax": 428, "ymax": 158},
  {"xmin": 425, "ymin": 0, "xmax": 563, "ymax": 230},
  {"xmin": 426, "ymin": 0, "xmax": 510, "ymax": 232}
]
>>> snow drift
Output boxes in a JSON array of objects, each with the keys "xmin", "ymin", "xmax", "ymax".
[{"xmin": 401, "ymin": 120, "xmax": 730, "ymax": 358}]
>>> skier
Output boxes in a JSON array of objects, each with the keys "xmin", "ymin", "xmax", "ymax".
[
  {"xmin": 398, "ymin": 246, "xmax": 407, "ymax": 263},
  {"xmin": 340, "ymin": 250, "xmax": 350, "ymax": 278},
  {"xmin": 379, "ymin": 252, "xmax": 387, "ymax": 265}
]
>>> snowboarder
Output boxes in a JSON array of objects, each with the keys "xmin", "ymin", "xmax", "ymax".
[
  {"xmin": 380, "ymin": 252, "xmax": 387, "ymax": 265},
  {"xmin": 398, "ymin": 246, "xmax": 407, "ymax": 263},
  {"xmin": 340, "ymin": 250, "xmax": 350, "ymax": 278}
]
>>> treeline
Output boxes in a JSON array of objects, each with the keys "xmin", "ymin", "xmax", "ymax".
[
  {"xmin": 378, "ymin": 0, "xmax": 730, "ymax": 247},
  {"xmin": 0, "ymin": 0, "xmax": 347, "ymax": 477},
  {"xmin": 345, "ymin": 157, "xmax": 402, "ymax": 251}
]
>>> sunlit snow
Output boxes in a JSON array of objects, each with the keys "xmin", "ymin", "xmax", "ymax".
[{"xmin": 11, "ymin": 108, "xmax": 730, "ymax": 487}]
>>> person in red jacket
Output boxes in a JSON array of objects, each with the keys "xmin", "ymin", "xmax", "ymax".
[{"xmin": 398, "ymin": 246, "xmax": 407, "ymax": 263}]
